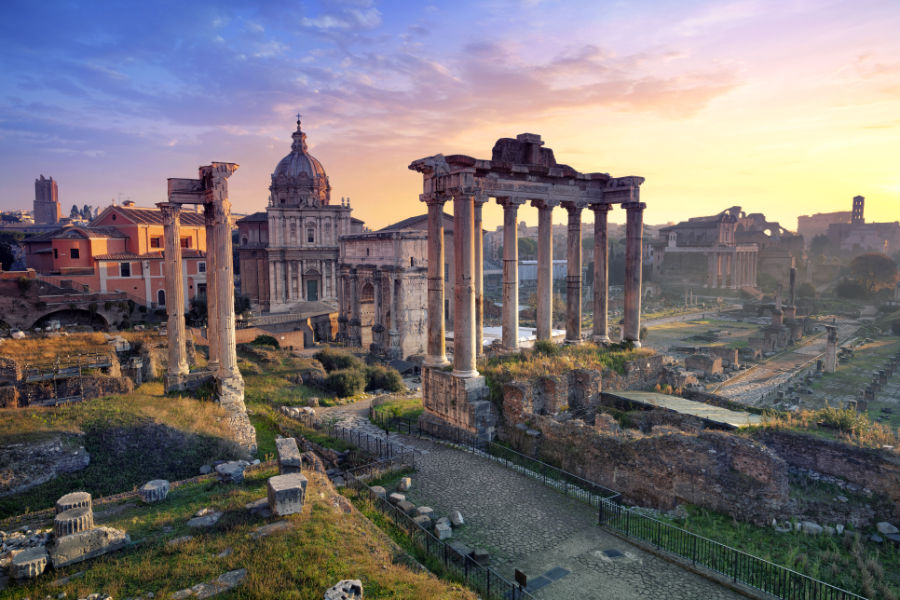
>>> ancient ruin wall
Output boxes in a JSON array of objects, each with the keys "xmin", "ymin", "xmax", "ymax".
[{"xmin": 754, "ymin": 429, "xmax": 900, "ymax": 520}]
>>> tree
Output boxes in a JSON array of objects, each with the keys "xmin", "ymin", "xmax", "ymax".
[
  {"xmin": 797, "ymin": 282, "xmax": 816, "ymax": 298},
  {"xmin": 847, "ymin": 253, "xmax": 899, "ymax": 294},
  {"xmin": 809, "ymin": 234, "xmax": 835, "ymax": 257},
  {"xmin": 70, "ymin": 204, "xmax": 81, "ymax": 219},
  {"xmin": 518, "ymin": 237, "xmax": 537, "ymax": 260},
  {"xmin": 82, "ymin": 204, "xmax": 92, "ymax": 220},
  {"xmin": 0, "ymin": 242, "xmax": 14, "ymax": 270}
]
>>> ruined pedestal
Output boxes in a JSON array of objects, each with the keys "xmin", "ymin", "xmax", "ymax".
[
  {"xmin": 275, "ymin": 437, "xmax": 302, "ymax": 474},
  {"xmin": 420, "ymin": 367, "xmax": 496, "ymax": 444},
  {"xmin": 267, "ymin": 473, "xmax": 308, "ymax": 516},
  {"xmin": 49, "ymin": 526, "xmax": 130, "ymax": 569}
]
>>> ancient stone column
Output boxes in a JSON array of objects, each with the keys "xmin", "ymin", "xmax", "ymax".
[
  {"xmin": 452, "ymin": 189, "xmax": 478, "ymax": 377},
  {"xmin": 532, "ymin": 200, "xmax": 555, "ymax": 341},
  {"xmin": 474, "ymin": 195, "xmax": 485, "ymax": 357},
  {"xmin": 204, "ymin": 204, "xmax": 219, "ymax": 374},
  {"xmin": 707, "ymin": 253, "xmax": 717, "ymax": 288},
  {"xmin": 211, "ymin": 195, "xmax": 240, "ymax": 381},
  {"xmin": 159, "ymin": 202, "xmax": 189, "ymax": 384},
  {"xmin": 373, "ymin": 272, "xmax": 384, "ymax": 352},
  {"xmin": 350, "ymin": 271, "xmax": 361, "ymax": 347},
  {"xmin": 824, "ymin": 325, "xmax": 838, "ymax": 373},
  {"xmin": 623, "ymin": 201, "xmax": 646, "ymax": 346},
  {"xmin": 591, "ymin": 204, "xmax": 611, "ymax": 342},
  {"xmin": 562, "ymin": 201, "xmax": 584, "ymax": 344},
  {"xmin": 424, "ymin": 196, "xmax": 449, "ymax": 367},
  {"xmin": 499, "ymin": 197, "xmax": 520, "ymax": 351},
  {"xmin": 389, "ymin": 273, "xmax": 399, "ymax": 357}
]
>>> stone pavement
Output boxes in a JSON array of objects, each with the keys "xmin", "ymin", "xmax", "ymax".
[{"xmin": 319, "ymin": 401, "xmax": 743, "ymax": 600}]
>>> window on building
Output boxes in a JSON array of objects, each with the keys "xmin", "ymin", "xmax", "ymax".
[
  {"xmin": 180, "ymin": 237, "xmax": 191, "ymax": 248},
  {"xmin": 53, "ymin": 248, "xmax": 58, "ymax": 259},
  {"xmin": 198, "ymin": 262, "xmax": 206, "ymax": 273},
  {"xmin": 70, "ymin": 248, "xmax": 80, "ymax": 259},
  {"xmin": 150, "ymin": 237, "xmax": 162, "ymax": 248},
  {"xmin": 120, "ymin": 262, "xmax": 130, "ymax": 277},
  {"xmin": 307, "ymin": 228, "xmax": 315, "ymax": 243},
  {"xmin": 157, "ymin": 289, "xmax": 166, "ymax": 306},
  {"xmin": 197, "ymin": 283, "xmax": 207, "ymax": 297},
  {"xmin": 410, "ymin": 257, "xmax": 414, "ymax": 267}
]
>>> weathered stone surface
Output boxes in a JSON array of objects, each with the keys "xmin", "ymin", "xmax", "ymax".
[
  {"xmin": 49, "ymin": 526, "xmax": 129, "ymax": 568},
  {"xmin": 275, "ymin": 437, "xmax": 303, "ymax": 474},
  {"xmin": 471, "ymin": 548, "xmax": 489, "ymax": 565},
  {"xmin": 245, "ymin": 498, "xmax": 272, "ymax": 518},
  {"xmin": 324, "ymin": 579, "xmax": 363, "ymax": 600},
  {"xmin": 434, "ymin": 520, "xmax": 452, "ymax": 540},
  {"xmin": 249, "ymin": 520, "xmax": 292, "ymax": 539},
  {"xmin": 801, "ymin": 521, "xmax": 823, "ymax": 535},
  {"xmin": 449, "ymin": 510, "xmax": 464, "ymax": 527},
  {"xmin": 0, "ymin": 435, "xmax": 91, "ymax": 498},
  {"xmin": 139, "ymin": 479, "xmax": 170, "ymax": 503},
  {"xmin": 415, "ymin": 506, "xmax": 434, "ymax": 520},
  {"xmin": 56, "ymin": 491, "xmax": 92, "ymax": 514},
  {"xmin": 54, "ymin": 505, "xmax": 94, "ymax": 537},
  {"xmin": 10, "ymin": 546, "xmax": 48, "ymax": 579},
  {"xmin": 199, "ymin": 464, "xmax": 213, "ymax": 475},
  {"xmin": 388, "ymin": 492, "xmax": 405, "ymax": 504},
  {"xmin": 170, "ymin": 568, "xmax": 247, "ymax": 599},
  {"xmin": 187, "ymin": 511, "xmax": 222, "ymax": 528},
  {"xmin": 370, "ymin": 486, "xmax": 386, "ymax": 499},
  {"xmin": 396, "ymin": 500, "xmax": 417, "ymax": 516},
  {"xmin": 397, "ymin": 477, "xmax": 412, "ymax": 492},
  {"xmin": 215, "ymin": 461, "xmax": 246, "ymax": 483},
  {"xmin": 267, "ymin": 473, "xmax": 308, "ymax": 516},
  {"xmin": 876, "ymin": 522, "xmax": 899, "ymax": 535},
  {"xmin": 412, "ymin": 515, "xmax": 432, "ymax": 529}
]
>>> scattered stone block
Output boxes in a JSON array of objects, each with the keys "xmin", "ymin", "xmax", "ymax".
[
  {"xmin": 267, "ymin": 473, "xmax": 308, "ymax": 516},
  {"xmin": 876, "ymin": 522, "xmax": 898, "ymax": 535},
  {"xmin": 49, "ymin": 526, "xmax": 129, "ymax": 568},
  {"xmin": 396, "ymin": 500, "xmax": 417, "ymax": 516},
  {"xmin": 249, "ymin": 520, "xmax": 293, "ymax": 540},
  {"xmin": 397, "ymin": 477, "xmax": 412, "ymax": 492},
  {"xmin": 275, "ymin": 437, "xmax": 303, "ymax": 474},
  {"xmin": 139, "ymin": 479, "xmax": 170, "ymax": 504},
  {"xmin": 434, "ymin": 521, "xmax": 452, "ymax": 540},
  {"xmin": 801, "ymin": 521, "xmax": 823, "ymax": 535},
  {"xmin": 56, "ymin": 491, "xmax": 92, "ymax": 514},
  {"xmin": 245, "ymin": 498, "xmax": 272, "ymax": 518},
  {"xmin": 215, "ymin": 461, "xmax": 245, "ymax": 483},
  {"xmin": 412, "ymin": 515, "xmax": 432, "ymax": 529},
  {"xmin": 10, "ymin": 546, "xmax": 48, "ymax": 579},
  {"xmin": 187, "ymin": 511, "xmax": 223, "ymax": 528},
  {"xmin": 54, "ymin": 506, "xmax": 94, "ymax": 538},
  {"xmin": 449, "ymin": 510, "xmax": 464, "ymax": 527},
  {"xmin": 836, "ymin": 524, "xmax": 844, "ymax": 534},
  {"xmin": 324, "ymin": 579, "xmax": 363, "ymax": 600},
  {"xmin": 870, "ymin": 534, "xmax": 884, "ymax": 544},
  {"xmin": 448, "ymin": 541, "xmax": 472, "ymax": 561},
  {"xmin": 415, "ymin": 506, "xmax": 434, "ymax": 520},
  {"xmin": 370, "ymin": 486, "xmax": 386, "ymax": 499},
  {"xmin": 388, "ymin": 492, "xmax": 405, "ymax": 505},
  {"xmin": 471, "ymin": 548, "xmax": 490, "ymax": 565},
  {"xmin": 199, "ymin": 465, "xmax": 212, "ymax": 475}
]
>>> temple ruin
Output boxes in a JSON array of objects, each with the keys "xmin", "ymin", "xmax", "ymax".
[
  {"xmin": 159, "ymin": 163, "xmax": 256, "ymax": 453},
  {"xmin": 410, "ymin": 134, "xmax": 645, "ymax": 440}
]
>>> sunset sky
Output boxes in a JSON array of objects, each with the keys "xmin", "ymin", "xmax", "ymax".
[{"xmin": 1, "ymin": 0, "xmax": 898, "ymax": 232}]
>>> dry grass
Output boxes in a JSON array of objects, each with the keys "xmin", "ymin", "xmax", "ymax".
[
  {"xmin": 482, "ymin": 341, "xmax": 652, "ymax": 384},
  {"xmin": 754, "ymin": 407, "xmax": 900, "ymax": 450}
]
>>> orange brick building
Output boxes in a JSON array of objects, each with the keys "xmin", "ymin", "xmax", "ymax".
[{"xmin": 24, "ymin": 203, "xmax": 208, "ymax": 309}]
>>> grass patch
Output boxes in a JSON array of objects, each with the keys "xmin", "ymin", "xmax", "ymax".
[
  {"xmin": 372, "ymin": 396, "xmax": 424, "ymax": 425},
  {"xmin": 6, "ymin": 468, "xmax": 477, "ymax": 600}
]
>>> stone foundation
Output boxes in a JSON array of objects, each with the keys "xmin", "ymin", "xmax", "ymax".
[{"xmin": 420, "ymin": 367, "xmax": 496, "ymax": 443}]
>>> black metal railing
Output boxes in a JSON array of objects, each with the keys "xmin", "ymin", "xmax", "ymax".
[
  {"xmin": 598, "ymin": 499, "xmax": 866, "ymax": 600},
  {"xmin": 344, "ymin": 465, "xmax": 533, "ymax": 600}
]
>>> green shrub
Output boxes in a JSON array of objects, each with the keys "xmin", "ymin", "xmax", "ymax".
[
  {"xmin": 533, "ymin": 339, "xmax": 560, "ymax": 356},
  {"xmin": 314, "ymin": 348, "xmax": 363, "ymax": 372},
  {"xmin": 324, "ymin": 368, "xmax": 365, "ymax": 397},
  {"xmin": 250, "ymin": 334, "xmax": 280, "ymax": 349},
  {"xmin": 364, "ymin": 365, "xmax": 404, "ymax": 392}
]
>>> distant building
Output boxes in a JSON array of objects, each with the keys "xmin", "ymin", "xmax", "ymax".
[
  {"xmin": 23, "ymin": 202, "xmax": 208, "ymax": 308},
  {"xmin": 797, "ymin": 211, "xmax": 852, "ymax": 244},
  {"xmin": 33, "ymin": 175, "xmax": 62, "ymax": 225},
  {"xmin": 826, "ymin": 196, "xmax": 900, "ymax": 254}
]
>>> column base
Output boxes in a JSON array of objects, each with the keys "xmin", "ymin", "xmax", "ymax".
[
  {"xmin": 591, "ymin": 334, "xmax": 610, "ymax": 344},
  {"xmin": 164, "ymin": 373, "xmax": 189, "ymax": 393},
  {"xmin": 451, "ymin": 368, "xmax": 480, "ymax": 379},
  {"xmin": 564, "ymin": 338, "xmax": 583, "ymax": 345},
  {"xmin": 424, "ymin": 356, "xmax": 451, "ymax": 369},
  {"xmin": 623, "ymin": 339, "xmax": 642, "ymax": 348}
]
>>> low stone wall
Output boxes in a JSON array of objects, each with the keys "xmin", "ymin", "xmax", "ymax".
[{"xmin": 753, "ymin": 429, "xmax": 900, "ymax": 520}]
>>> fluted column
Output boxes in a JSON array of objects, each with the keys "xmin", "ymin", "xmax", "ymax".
[
  {"xmin": 591, "ymin": 204, "xmax": 611, "ymax": 342},
  {"xmin": 204, "ymin": 204, "xmax": 219, "ymax": 373},
  {"xmin": 499, "ymin": 197, "xmax": 520, "ymax": 350},
  {"xmin": 532, "ymin": 200, "xmax": 555, "ymax": 341},
  {"xmin": 623, "ymin": 201, "xmax": 646, "ymax": 346},
  {"xmin": 453, "ymin": 189, "xmax": 477, "ymax": 378},
  {"xmin": 563, "ymin": 202, "xmax": 584, "ymax": 344},
  {"xmin": 212, "ymin": 200, "xmax": 239, "ymax": 381},
  {"xmin": 350, "ymin": 271, "xmax": 361, "ymax": 347},
  {"xmin": 159, "ymin": 202, "xmax": 189, "ymax": 380},
  {"xmin": 474, "ymin": 195, "xmax": 485, "ymax": 357},
  {"xmin": 424, "ymin": 196, "xmax": 450, "ymax": 367}
]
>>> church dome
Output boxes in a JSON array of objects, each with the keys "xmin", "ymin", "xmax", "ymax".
[{"xmin": 269, "ymin": 118, "xmax": 331, "ymax": 207}]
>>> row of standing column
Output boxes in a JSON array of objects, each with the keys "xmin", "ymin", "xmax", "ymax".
[
  {"xmin": 424, "ymin": 193, "xmax": 645, "ymax": 377},
  {"xmin": 707, "ymin": 251, "xmax": 757, "ymax": 288},
  {"xmin": 269, "ymin": 260, "xmax": 335, "ymax": 302}
]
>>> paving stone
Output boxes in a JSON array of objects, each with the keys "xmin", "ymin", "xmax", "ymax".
[
  {"xmin": 54, "ymin": 506, "xmax": 94, "ymax": 537},
  {"xmin": 56, "ymin": 491, "xmax": 92, "ymax": 514},
  {"xmin": 139, "ymin": 479, "xmax": 170, "ymax": 504},
  {"xmin": 267, "ymin": 473, "xmax": 308, "ymax": 516}
]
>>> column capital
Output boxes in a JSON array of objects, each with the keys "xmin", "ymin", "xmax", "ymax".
[
  {"xmin": 622, "ymin": 201, "xmax": 647, "ymax": 211},
  {"xmin": 561, "ymin": 200, "xmax": 587, "ymax": 213},
  {"xmin": 422, "ymin": 192, "xmax": 451, "ymax": 206},
  {"xmin": 589, "ymin": 203, "xmax": 613, "ymax": 214},
  {"xmin": 530, "ymin": 198, "xmax": 560, "ymax": 210},
  {"xmin": 496, "ymin": 196, "xmax": 526, "ymax": 210},
  {"xmin": 157, "ymin": 202, "xmax": 182, "ymax": 225}
]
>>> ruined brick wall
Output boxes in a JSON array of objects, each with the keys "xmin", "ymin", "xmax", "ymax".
[
  {"xmin": 754, "ymin": 429, "xmax": 900, "ymax": 520},
  {"xmin": 602, "ymin": 354, "xmax": 665, "ymax": 390},
  {"xmin": 421, "ymin": 367, "xmax": 495, "ymax": 440}
]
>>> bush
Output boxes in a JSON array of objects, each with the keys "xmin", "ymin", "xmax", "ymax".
[
  {"xmin": 324, "ymin": 368, "xmax": 365, "ymax": 397},
  {"xmin": 797, "ymin": 282, "xmax": 816, "ymax": 298},
  {"xmin": 364, "ymin": 365, "xmax": 404, "ymax": 392},
  {"xmin": 533, "ymin": 340, "xmax": 560, "ymax": 356},
  {"xmin": 836, "ymin": 279, "xmax": 868, "ymax": 299},
  {"xmin": 251, "ymin": 334, "xmax": 280, "ymax": 349},
  {"xmin": 314, "ymin": 348, "xmax": 363, "ymax": 372}
]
